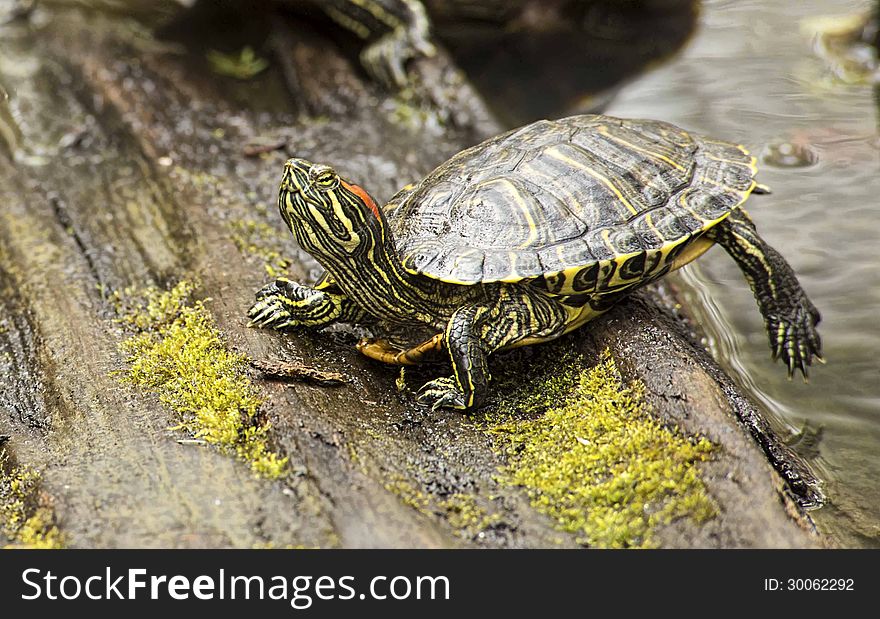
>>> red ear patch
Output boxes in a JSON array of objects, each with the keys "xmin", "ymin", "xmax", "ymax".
[{"xmin": 343, "ymin": 182, "xmax": 381, "ymax": 220}]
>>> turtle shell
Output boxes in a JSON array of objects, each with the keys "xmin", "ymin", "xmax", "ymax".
[{"xmin": 384, "ymin": 114, "xmax": 758, "ymax": 295}]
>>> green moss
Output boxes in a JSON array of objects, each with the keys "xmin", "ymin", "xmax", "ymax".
[
  {"xmin": 380, "ymin": 471, "xmax": 502, "ymax": 539},
  {"xmin": 383, "ymin": 475, "xmax": 431, "ymax": 516},
  {"xmin": 0, "ymin": 456, "xmax": 64, "ymax": 549},
  {"xmin": 438, "ymin": 493, "xmax": 502, "ymax": 538},
  {"xmin": 114, "ymin": 282, "xmax": 288, "ymax": 479},
  {"xmin": 491, "ymin": 347, "xmax": 584, "ymax": 419},
  {"xmin": 228, "ymin": 219, "xmax": 292, "ymax": 278},
  {"xmin": 485, "ymin": 349, "xmax": 716, "ymax": 548},
  {"xmin": 171, "ymin": 167, "xmax": 222, "ymax": 191},
  {"xmin": 112, "ymin": 278, "xmax": 195, "ymax": 331}
]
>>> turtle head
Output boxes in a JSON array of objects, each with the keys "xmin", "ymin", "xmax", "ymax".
[{"xmin": 278, "ymin": 158, "xmax": 385, "ymax": 258}]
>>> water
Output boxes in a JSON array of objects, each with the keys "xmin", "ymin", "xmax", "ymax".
[{"xmin": 608, "ymin": 0, "xmax": 879, "ymax": 546}]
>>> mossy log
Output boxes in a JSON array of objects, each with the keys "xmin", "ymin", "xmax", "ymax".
[{"xmin": 0, "ymin": 6, "xmax": 820, "ymax": 548}]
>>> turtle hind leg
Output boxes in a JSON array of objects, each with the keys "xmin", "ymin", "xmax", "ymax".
[
  {"xmin": 417, "ymin": 287, "xmax": 569, "ymax": 411},
  {"xmin": 708, "ymin": 208, "xmax": 822, "ymax": 378}
]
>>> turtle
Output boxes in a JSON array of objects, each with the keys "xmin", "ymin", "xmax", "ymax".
[
  {"xmin": 300, "ymin": 0, "xmax": 698, "ymax": 94},
  {"xmin": 248, "ymin": 114, "xmax": 822, "ymax": 411},
  {"xmin": 306, "ymin": 0, "xmax": 696, "ymax": 94},
  {"xmin": 57, "ymin": 1, "xmax": 695, "ymax": 106}
]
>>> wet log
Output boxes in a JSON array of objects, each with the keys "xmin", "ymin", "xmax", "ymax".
[{"xmin": 0, "ymin": 5, "xmax": 819, "ymax": 548}]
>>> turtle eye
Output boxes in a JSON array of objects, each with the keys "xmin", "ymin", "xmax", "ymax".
[{"xmin": 313, "ymin": 170, "xmax": 339, "ymax": 190}]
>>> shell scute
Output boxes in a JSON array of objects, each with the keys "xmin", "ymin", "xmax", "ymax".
[{"xmin": 386, "ymin": 115, "xmax": 759, "ymax": 294}]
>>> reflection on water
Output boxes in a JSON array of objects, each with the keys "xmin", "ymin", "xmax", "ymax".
[
  {"xmin": 438, "ymin": 0, "xmax": 699, "ymax": 125},
  {"xmin": 609, "ymin": 0, "xmax": 880, "ymax": 547},
  {"xmin": 803, "ymin": 8, "xmax": 879, "ymax": 85}
]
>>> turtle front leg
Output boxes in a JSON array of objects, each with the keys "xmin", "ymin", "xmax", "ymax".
[
  {"xmin": 248, "ymin": 277, "xmax": 366, "ymax": 330},
  {"xmin": 708, "ymin": 208, "xmax": 822, "ymax": 378},
  {"xmin": 417, "ymin": 287, "xmax": 570, "ymax": 411},
  {"xmin": 323, "ymin": 0, "xmax": 436, "ymax": 89}
]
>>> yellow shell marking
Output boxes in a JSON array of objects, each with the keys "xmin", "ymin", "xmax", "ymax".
[
  {"xmin": 545, "ymin": 146, "xmax": 640, "ymax": 216},
  {"xmin": 480, "ymin": 177, "xmax": 539, "ymax": 250},
  {"xmin": 597, "ymin": 126, "xmax": 686, "ymax": 171}
]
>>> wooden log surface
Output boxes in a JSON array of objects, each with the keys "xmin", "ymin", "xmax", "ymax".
[{"xmin": 0, "ymin": 5, "xmax": 821, "ymax": 548}]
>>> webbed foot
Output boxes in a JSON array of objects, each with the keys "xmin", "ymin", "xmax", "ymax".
[
  {"xmin": 770, "ymin": 295, "xmax": 823, "ymax": 380},
  {"xmin": 416, "ymin": 376, "xmax": 468, "ymax": 411},
  {"xmin": 247, "ymin": 278, "xmax": 308, "ymax": 330},
  {"xmin": 248, "ymin": 295, "xmax": 298, "ymax": 330},
  {"xmin": 709, "ymin": 208, "xmax": 824, "ymax": 382}
]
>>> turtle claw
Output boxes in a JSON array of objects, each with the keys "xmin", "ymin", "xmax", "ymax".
[
  {"xmin": 361, "ymin": 34, "xmax": 405, "ymax": 90},
  {"xmin": 248, "ymin": 278, "xmax": 316, "ymax": 330},
  {"xmin": 247, "ymin": 295, "xmax": 294, "ymax": 330},
  {"xmin": 771, "ymin": 297, "xmax": 822, "ymax": 381},
  {"xmin": 247, "ymin": 301, "xmax": 271, "ymax": 324},
  {"xmin": 416, "ymin": 376, "xmax": 467, "ymax": 411}
]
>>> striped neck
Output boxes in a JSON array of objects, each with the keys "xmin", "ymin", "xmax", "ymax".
[{"xmin": 317, "ymin": 209, "xmax": 440, "ymax": 325}]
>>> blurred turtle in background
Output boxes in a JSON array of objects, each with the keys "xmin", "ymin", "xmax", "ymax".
[{"xmin": 25, "ymin": 0, "xmax": 700, "ymax": 124}]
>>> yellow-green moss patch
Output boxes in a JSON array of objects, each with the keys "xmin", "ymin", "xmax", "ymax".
[
  {"xmin": 438, "ymin": 493, "xmax": 502, "ymax": 538},
  {"xmin": 383, "ymin": 475, "xmax": 432, "ymax": 516},
  {"xmin": 485, "ymin": 349, "xmax": 716, "ymax": 548},
  {"xmin": 113, "ymin": 281, "xmax": 287, "ymax": 479},
  {"xmin": 366, "ymin": 460, "xmax": 503, "ymax": 539},
  {"xmin": 380, "ymin": 471, "xmax": 501, "ymax": 539},
  {"xmin": 1, "ymin": 456, "xmax": 64, "ymax": 549}
]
